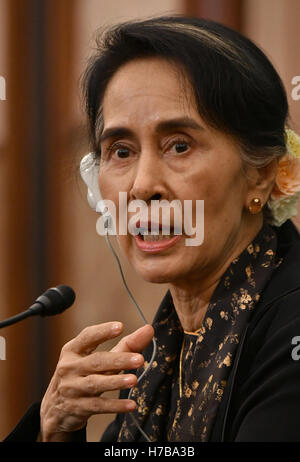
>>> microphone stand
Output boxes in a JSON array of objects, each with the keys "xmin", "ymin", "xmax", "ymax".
[
  {"xmin": 0, "ymin": 307, "xmax": 40, "ymax": 329},
  {"xmin": 0, "ymin": 286, "xmax": 75, "ymax": 329}
]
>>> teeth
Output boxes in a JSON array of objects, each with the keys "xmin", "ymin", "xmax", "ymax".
[{"xmin": 142, "ymin": 233, "xmax": 174, "ymax": 241}]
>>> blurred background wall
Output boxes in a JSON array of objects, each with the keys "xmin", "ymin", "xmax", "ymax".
[{"xmin": 0, "ymin": 0, "xmax": 299, "ymax": 441}]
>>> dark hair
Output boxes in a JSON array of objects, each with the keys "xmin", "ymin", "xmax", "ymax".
[{"xmin": 82, "ymin": 15, "xmax": 289, "ymax": 167}]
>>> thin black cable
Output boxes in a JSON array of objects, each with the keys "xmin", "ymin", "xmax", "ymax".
[{"xmin": 104, "ymin": 219, "xmax": 157, "ymax": 442}]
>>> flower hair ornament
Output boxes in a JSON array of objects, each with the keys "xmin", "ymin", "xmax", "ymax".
[{"xmin": 267, "ymin": 128, "xmax": 300, "ymax": 227}]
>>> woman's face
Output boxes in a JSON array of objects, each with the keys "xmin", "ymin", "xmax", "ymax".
[{"xmin": 98, "ymin": 57, "xmax": 258, "ymax": 287}]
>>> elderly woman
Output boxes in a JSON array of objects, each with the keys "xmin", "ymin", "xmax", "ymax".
[{"xmin": 5, "ymin": 16, "xmax": 300, "ymax": 442}]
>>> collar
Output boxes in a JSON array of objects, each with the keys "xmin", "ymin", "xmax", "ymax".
[
  {"xmin": 155, "ymin": 220, "xmax": 300, "ymax": 327},
  {"xmin": 212, "ymin": 219, "xmax": 300, "ymax": 442},
  {"xmin": 249, "ymin": 219, "xmax": 300, "ymax": 322}
]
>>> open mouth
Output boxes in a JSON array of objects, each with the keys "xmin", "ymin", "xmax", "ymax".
[
  {"xmin": 134, "ymin": 221, "xmax": 182, "ymax": 253},
  {"xmin": 138, "ymin": 229, "xmax": 176, "ymax": 241}
]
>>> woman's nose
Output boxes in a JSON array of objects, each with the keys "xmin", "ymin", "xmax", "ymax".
[{"xmin": 129, "ymin": 153, "xmax": 166, "ymax": 203}]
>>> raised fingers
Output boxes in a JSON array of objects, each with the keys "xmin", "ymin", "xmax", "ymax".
[
  {"xmin": 111, "ymin": 324, "xmax": 154, "ymax": 354},
  {"xmin": 71, "ymin": 351, "xmax": 144, "ymax": 376},
  {"xmin": 69, "ymin": 396, "xmax": 137, "ymax": 417},
  {"xmin": 59, "ymin": 373, "xmax": 138, "ymax": 398},
  {"xmin": 63, "ymin": 322, "xmax": 124, "ymax": 355}
]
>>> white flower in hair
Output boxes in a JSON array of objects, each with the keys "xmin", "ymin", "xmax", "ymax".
[{"xmin": 268, "ymin": 191, "xmax": 300, "ymax": 227}]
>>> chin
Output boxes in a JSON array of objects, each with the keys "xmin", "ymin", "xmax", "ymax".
[
  {"xmin": 133, "ymin": 261, "xmax": 180, "ymax": 284},
  {"xmin": 139, "ymin": 273, "xmax": 172, "ymax": 284},
  {"xmin": 120, "ymin": 239, "xmax": 186, "ymax": 283}
]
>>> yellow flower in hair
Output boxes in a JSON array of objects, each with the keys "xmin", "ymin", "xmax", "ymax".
[
  {"xmin": 268, "ymin": 192, "xmax": 300, "ymax": 227},
  {"xmin": 285, "ymin": 128, "xmax": 300, "ymax": 158}
]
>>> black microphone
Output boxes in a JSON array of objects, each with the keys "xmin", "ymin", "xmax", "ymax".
[{"xmin": 0, "ymin": 285, "xmax": 76, "ymax": 329}]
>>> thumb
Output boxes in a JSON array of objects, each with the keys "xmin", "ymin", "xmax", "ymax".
[{"xmin": 111, "ymin": 324, "xmax": 154, "ymax": 354}]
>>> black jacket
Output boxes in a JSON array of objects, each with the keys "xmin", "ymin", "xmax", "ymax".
[{"xmin": 4, "ymin": 220, "xmax": 300, "ymax": 442}]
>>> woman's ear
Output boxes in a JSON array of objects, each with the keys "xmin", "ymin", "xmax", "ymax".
[
  {"xmin": 244, "ymin": 158, "xmax": 279, "ymax": 207},
  {"xmin": 80, "ymin": 153, "xmax": 102, "ymax": 210}
]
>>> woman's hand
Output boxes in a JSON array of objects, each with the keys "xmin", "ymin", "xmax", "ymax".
[{"xmin": 39, "ymin": 322, "xmax": 154, "ymax": 442}]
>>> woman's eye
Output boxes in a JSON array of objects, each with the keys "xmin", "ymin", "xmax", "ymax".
[
  {"xmin": 171, "ymin": 141, "xmax": 190, "ymax": 154},
  {"xmin": 115, "ymin": 147, "xmax": 130, "ymax": 158},
  {"xmin": 104, "ymin": 144, "xmax": 131, "ymax": 159}
]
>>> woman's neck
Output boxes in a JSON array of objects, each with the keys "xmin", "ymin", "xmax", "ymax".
[
  {"xmin": 169, "ymin": 282, "xmax": 218, "ymax": 332},
  {"xmin": 169, "ymin": 217, "xmax": 263, "ymax": 332}
]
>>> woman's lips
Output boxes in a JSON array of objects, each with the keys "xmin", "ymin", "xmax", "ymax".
[{"xmin": 134, "ymin": 233, "xmax": 182, "ymax": 253}]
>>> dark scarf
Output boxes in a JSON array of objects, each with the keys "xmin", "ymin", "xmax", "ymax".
[{"xmin": 118, "ymin": 223, "xmax": 282, "ymax": 442}]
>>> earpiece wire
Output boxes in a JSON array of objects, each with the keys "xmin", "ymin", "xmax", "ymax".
[{"xmin": 104, "ymin": 222, "xmax": 157, "ymax": 442}]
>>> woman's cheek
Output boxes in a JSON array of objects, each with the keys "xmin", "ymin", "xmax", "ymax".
[{"xmin": 116, "ymin": 234, "xmax": 131, "ymax": 257}]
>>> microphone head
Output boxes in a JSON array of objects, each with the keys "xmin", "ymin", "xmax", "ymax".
[{"xmin": 35, "ymin": 285, "xmax": 76, "ymax": 316}]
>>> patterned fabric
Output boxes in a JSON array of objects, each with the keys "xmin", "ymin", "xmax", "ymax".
[{"xmin": 118, "ymin": 223, "xmax": 283, "ymax": 442}]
